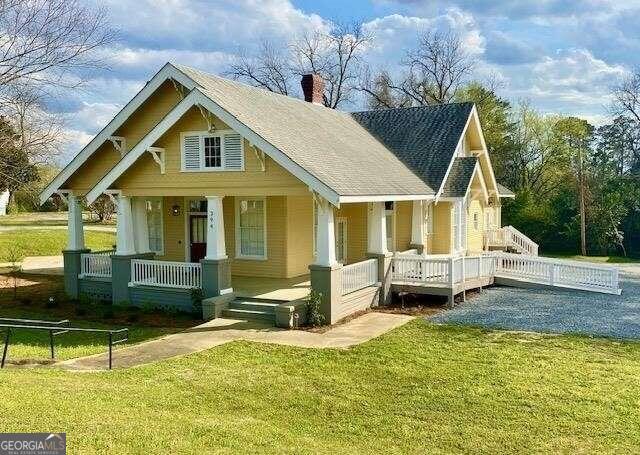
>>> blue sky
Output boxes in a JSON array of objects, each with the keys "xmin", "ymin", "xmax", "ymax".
[{"xmin": 58, "ymin": 0, "xmax": 640, "ymax": 163}]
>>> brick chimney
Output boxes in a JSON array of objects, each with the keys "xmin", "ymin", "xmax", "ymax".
[{"xmin": 301, "ymin": 73, "xmax": 324, "ymax": 104}]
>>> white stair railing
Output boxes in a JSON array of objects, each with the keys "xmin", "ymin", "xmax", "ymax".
[
  {"xmin": 341, "ymin": 258, "xmax": 378, "ymax": 295},
  {"xmin": 80, "ymin": 252, "xmax": 113, "ymax": 278},
  {"xmin": 485, "ymin": 226, "xmax": 539, "ymax": 256},
  {"xmin": 130, "ymin": 259, "xmax": 202, "ymax": 289}
]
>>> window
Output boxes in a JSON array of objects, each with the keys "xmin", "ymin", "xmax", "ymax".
[
  {"xmin": 335, "ymin": 218, "xmax": 347, "ymax": 263},
  {"xmin": 236, "ymin": 198, "xmax": 266, "ymax": 259},
  {"xmin": 204, "ymin": 136, "xmax": 221, "ymax": 168},
  {"xmin": 423, "ymin": 203, "xmax": 433, "ymax": 235},
  {"xmin": 385, "ymin": 202, "xmax": 395, "ymax": 252},
  {"xmin": 473, "ymin": 212, "xmax": 479, "ymax": 230},
  {"xmin": 452, "ymin": 200, "xmax": 466, "ymax": 252},
  {"xmin": 312, "ymin": 200, "xmax": 318, "ymax": 256},
  {"xmin": 145, "ymin": 197, "xmax": 163, "ymax": 254},
  {"xmin": 181, "ymin": 131, "xmax": 244, "ymax": 171}
]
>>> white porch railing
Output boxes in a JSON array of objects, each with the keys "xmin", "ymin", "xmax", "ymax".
[
  {"xmin": 130, "ymin": 259, "xmax": 202, "ymax": 289},
  {"xmin": 79, "ymin": 252, "xmax": 114, "ymax": 278},
  {"xmin": 341, "ymin": 258, "xmax": 378, "ymax": 295},
  {"xmin": 494, "ymin": 252, "xmax": 620, "ymax": 295},
  {"xmin": 486, "ymin": 226, "xmax": 539, "ymax": 256}
]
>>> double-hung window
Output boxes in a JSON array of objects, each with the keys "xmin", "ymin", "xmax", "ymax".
[
  {"xmin": 236, "ymin": 197, "xmax": 267, "ymax": 259},
  {"xmin": 181, "ymin": 130, "xmax": 244, "ymax": 171},
  {"xmin": 145, "ymin": 197, "xmax": 163, "ymax": 254}
]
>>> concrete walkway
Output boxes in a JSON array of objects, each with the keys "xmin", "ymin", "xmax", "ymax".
[{"xmin": 59, "ymin": 312, "xmax": 414, "ymax": 371}]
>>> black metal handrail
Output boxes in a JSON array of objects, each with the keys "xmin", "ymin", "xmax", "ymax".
[{"xmin": 0, "ymin": 319, "xmax": 128, "ymax": 370}]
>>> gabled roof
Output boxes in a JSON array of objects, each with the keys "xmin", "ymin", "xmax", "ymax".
[
  {"xmin": 351, "ymin": 103, "xmax": 474, "ymax": 193},
  {"xmin": 497, "ymin": 183, "xmax": 516, "ymax": 198},
  {"xmin": 440, "ymin": 157, "xmax": 477, "ymax": 198},
  {"xmin": 173, "ymin": 65, "xmax": 434, "ymax": 200}
]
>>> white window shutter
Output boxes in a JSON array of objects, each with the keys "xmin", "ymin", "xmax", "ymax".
[
  {"xmin": 223, "ymin": 133, "xmax": 243, "ymax": 170},
  {"xmin": 182, "ymin": 135, "xmax": 201, "ymax": 170}
]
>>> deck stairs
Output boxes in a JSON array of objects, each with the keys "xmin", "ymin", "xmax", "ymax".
[{"xmin": 222, "ymin": 297, "xmax": 284, "ymax": 322}]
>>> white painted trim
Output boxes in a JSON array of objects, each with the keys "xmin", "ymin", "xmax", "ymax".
[
  {"xmin": 339, "ymin": 194, "xmax": 435, "ymax": 203},
  {"xmin": 335, "ymin": 217, "xmax": 348, "ymax": 264},
  {"xmin": 234, "ymin": 196, "xmax": 267, "ymax": 261},
  {"xmin": 463, "ymin": 163, "xmax": 489, "ymax": 204},
  {"xmin": 435, "ymin": 111, "xmax": 473, "ymax": 202},
  {"xmin": 85, "ymin": 89, "xmax": 340, "ymax": 206},
  {"xmin": 469, "ymin": 105, "xmax": 499, "ymax": 194},
  {"xmin": 39, "ymin": 63, "xmax": 198, "ymax": 204},
  {"xmin": 179, "ymin": 129, "xmax": 245, "ymax": 172}
]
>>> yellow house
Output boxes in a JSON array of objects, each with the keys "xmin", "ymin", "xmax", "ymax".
[{"xmin": 41, "ymin": 64, "xmax": 527, "ymax": 325}]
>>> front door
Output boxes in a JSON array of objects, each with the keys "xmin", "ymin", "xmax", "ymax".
[{"xmin": 189, "ymin": 215, "xmax": 207, "ymax": 262}]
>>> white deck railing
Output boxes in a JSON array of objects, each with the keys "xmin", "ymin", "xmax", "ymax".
[
  {"xmin": 341, "ymin": 258, "xmax": 378, "ymax": 295},
  {"xmin": 494, "ymin": 252, "xmax": 620, "ymax": 295},
  {"xmin": 79, "ymin": 251, "xmax": 114, "ymax": 278},
  {"xmin": 392, "ymin": 252, "xmax": 621, "ymax": 295},
  {"xmin": 393, "ymin": 254, "xmax": 496, "ymax": 286},
  {"xmin": 130, "ymin": 259, "xmax": 202, "ymax": 289},
  {"xmin": 486, "ymin": 226, "xmax": 539, "ymax": 256}
]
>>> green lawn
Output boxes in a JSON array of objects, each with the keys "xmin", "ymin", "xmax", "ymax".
[
  {"xmin": 543, "ymin": 253, "xmax": 640, "ymax": 264},
  {"xmin": 2, "ymin": 320, "xmax": 640, "ymax": 453},
  {"xmin": 0, "ymin": 211, "xmax": 115, "ymax": 226},
  {"xmin": 0, "ymin": 229, "xmax": 115, "ymax": 261}
]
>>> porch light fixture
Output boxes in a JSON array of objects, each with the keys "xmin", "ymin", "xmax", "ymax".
[{"xmin": 171, "ymin": 204, "xmax": 181, "ymax": 216}]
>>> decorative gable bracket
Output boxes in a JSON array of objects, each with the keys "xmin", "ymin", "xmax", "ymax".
[
  {"xmin": 104, "ymin": 189, "xmax": 121, "ymax": 206},
  {"xmin": 250, "ymin": 143, "xmax": 265, "ymax": 171},
  {"xmin": 146, "ymin": 147, "xmax": 166, "ymax": 174},
  {"xmin": 197, "ymin": 104, "xmax": 216, "ymax": 133},
  {"xmin": 171, "ymin": 78, "xmax": 187, "ymax": 100},
  {"xmin": 108, "ymin": 136, "xmax": 127, "ymax": 157}
]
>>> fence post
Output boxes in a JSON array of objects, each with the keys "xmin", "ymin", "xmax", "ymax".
[{"xmin": 549, "ymin": 263, "xmax": 556, "ymax": 286}]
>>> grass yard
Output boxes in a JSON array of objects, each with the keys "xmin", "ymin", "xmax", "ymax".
[
  {"xmin": 0, "ymin": 211, "xmax": 115, "ymax": 226},
  {"xmin": 0, "ymin": 274, "xmax": 192, "ymax": 362},
  {"xmin": 544, "ymin": 253, "xmax": 640, "ymax": 264},
  {"xmin": 0, "ymin": 229, "xmax": 115, "ymax": 262},
  {"xmin": 1, "ymin": 321, "xmax": 640, "ymax": 453}
]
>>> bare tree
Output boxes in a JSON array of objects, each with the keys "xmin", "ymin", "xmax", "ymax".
[
  {"xmin": 359, "ymin": 67, "xmax": 412, "ymax": 109},
  {"xmin": 612, "ymin": 71, "xmax": 640, "ymax": 124},
  {"xmin": 292, "ymin": 23, "xmax": 372, "ymax": 108},
  {"xmin": 225, "ymin": 41, "xmax": 293, "ymax": 95},
  {"xmin": 0, "ymin": 0, "xmax": 116, "ymax": 92},
  {"xmin": 360, "ymin": 30, "xmax": 475, "ymax": 108}
]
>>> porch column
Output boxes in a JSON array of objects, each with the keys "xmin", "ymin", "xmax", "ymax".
[
  {"xmin": 115, "ymin": 195, "xmax": 136, "ymax": 256},
  {"xmin": 205, "ymin": 196, "xmax": 227, "ymax": 260},
  {"xmin": 410, "ymin": 200, "xmax": 425, "ymax": 253},
  {"xmin": 62, "ymin": 192, "xmax": 88, "ymax": 299},
  {"xmin": 367, "ymin": 202, "xmax": 388, "ymax": 255},
  {"xmin": 309, "ymin": 197, "xmax": 342, "ymax": 325},
  {"xmin": 367, "ymin": 202, "xmax": 393, "ymax": 305},
  {"xmin": 67, "ymin": 193, "xmax": 85, "ymax": 250},
  {"xmin": 201, "ymin": 195, "xmax": 232, "ymax": 299},
  {"xmin": 132, "ymin": 197, "xmax": 150, "ymax": 254}
]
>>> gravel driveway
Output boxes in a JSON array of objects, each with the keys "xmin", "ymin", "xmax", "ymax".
[{"xmin": 430, "ymin": 266, "xmax": 640, "ymax": 340}]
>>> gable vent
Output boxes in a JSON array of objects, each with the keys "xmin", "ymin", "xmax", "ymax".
[
  {"xmin": 223, "ymin": 133, "xmax": 243, "ymax": 170},
  {"xmin": 183, "ymin": 135, "xmax": 201, "ymax": 170}
]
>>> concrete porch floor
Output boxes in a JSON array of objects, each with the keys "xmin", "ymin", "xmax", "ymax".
[{"xmin": 232, "ymin": 274, "xmax": 311, "ymax": 301}]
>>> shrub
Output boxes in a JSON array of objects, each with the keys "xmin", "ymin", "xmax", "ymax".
[
  {"xmin": 305, "ymin": 290, "xmax": 326, "ymax": 327},
  {"xmin": 190, "ymin": 288, "xmax": 203, "ymax": 317},
  {"xmin": 102, "ymin": 307, "xmax": 115, "ymax": 319},
  {"xmin": 141, "ymin": 301, "xmax": 155, "ymax": 314},
  {"xmin": 75, "ymin": 306, "xmax": 88, "ymax": 317},
  {"xmin": 45, "ymin": 296, "xmax": 59, "ymax": 308},
  {"xmin": 126, "ymin": 313, "xmax": 140, "ymax": 323},
  {"xmin": 19, "ymin": 297, "xmax": 32, "ymax": 306}
]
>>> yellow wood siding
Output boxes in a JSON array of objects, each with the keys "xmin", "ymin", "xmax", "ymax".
[
  {"xmin": 115, "ymin": 107, "xmax": 308, "ymax": 196},
  {"xmin": 225, "ymin": 196, "xmax": 288, "ymax": 278},
  {"xmin": 334, "ymin": 202, "xmax": 368, "ymax": 264},
  {"xmin": 466, "ymin": 199, "xmax": 484, "ymax": 253},
  {"xmin": 64, "ymin": 142, "xmax": 121, "ymax": 193},
  {"xmin": 157, "ymin": 196, "xmax": 186, "ymax": 261},
  {"xmin": 64, "ymin": 80, "xmax": 182, "ymax": 194},
  {"xmin": 394, "ymin": 201, "xmax": 412, "ymax": 252},
  {"xmin": 286, "ymin": 195, "xmax": 314, "ymax": 277},
  {"xmin": 432, "ymin": 201, "xmax": 452, "ymax": 254},
  {"xmin": 114, "ymin": 81, "xmax": 182, "ymax": 148}
]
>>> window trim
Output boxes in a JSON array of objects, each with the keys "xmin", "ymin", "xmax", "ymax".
[
  {"xmin": 146, "ymin": 197, "xmax": 164, "ymax": 256},
  {"xmin": 235, "ymin": 196, "xmax": 268, "ymax": 261},
  {"xmin": 335, "ymin": 217, "xmax": 348, "ymax": 264},
  {"xmin": 180, "ymin": 130, "xmax": 244, "ymax": 172}
]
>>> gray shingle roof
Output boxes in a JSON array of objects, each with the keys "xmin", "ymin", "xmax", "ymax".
[
  {"xmin": 174, "ymin": 64, "xmax": 435, "ymax": 198},
  {"xmin": 497, "ymin": 182, "xmax": 515, "ymax": 197},
  {"xmin": 441, "ymin": 157, "xmax": 477, "ymax": 197},
  {"xmin": 351, "ymin": 103, "xmax": 473, "ymax": 192}
]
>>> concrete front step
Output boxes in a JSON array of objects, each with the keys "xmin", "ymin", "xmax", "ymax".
[{"xmin": 222, "ymin": 298, "xmax": 284, "ymax": 322}]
